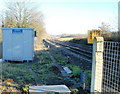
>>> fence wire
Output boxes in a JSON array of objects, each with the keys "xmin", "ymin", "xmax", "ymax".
[
  {"xmin": 0, "ymin": 60, "xmax": 2, "ymax": 92},
  {"xmin": 102, "ymin": 41, "xmax": 120, "ymax": 92}
]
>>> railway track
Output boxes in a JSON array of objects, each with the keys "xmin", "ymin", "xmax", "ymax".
[
  {"xmin": 43, "ymin": 39, "xmax": 92, "ymax": 62},
  {"xmin": 54, "ymin": 39, "xmax": 92, "ymax": 51}
]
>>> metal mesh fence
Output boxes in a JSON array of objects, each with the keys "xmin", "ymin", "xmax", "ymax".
[
  {"xmin": 0, "ymin": 60, "xmax": 2, "ymax": 92},
  {"xmin": 102, "ymin": 41, "xmax": 120, "ymax": 92}
]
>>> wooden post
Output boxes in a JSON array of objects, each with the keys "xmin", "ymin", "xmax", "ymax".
[{"xmin": 91, "ymin": 37, "xmax": 104, "ymax": 92}]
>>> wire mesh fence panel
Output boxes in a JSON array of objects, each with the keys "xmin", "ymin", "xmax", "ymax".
[
  {"xmin": 102, "ymin": 41, "xmax": 120, "ymax": 92},
  {"xmin": 0, "ymin": 59, "xmax": 2, "ymax": 93}
]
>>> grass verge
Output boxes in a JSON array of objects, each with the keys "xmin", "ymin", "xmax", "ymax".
[{"xmin": 49, "ymin": 49, "xmax": 91, "ymax": 88}]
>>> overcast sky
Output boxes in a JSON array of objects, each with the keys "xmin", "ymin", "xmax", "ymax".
[{"xmin": 0, "ymin": 0, "xmax": 119, "ymax": 35}]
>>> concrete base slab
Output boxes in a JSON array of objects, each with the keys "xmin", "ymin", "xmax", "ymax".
[{"xmin": 29, "ymin": 85, "xmax": 71, "ymax": 94}]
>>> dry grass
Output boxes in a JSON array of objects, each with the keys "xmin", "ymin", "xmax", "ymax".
[
  {"xmin": 58, "ymin": 37, "xmax": 74, "ymax": 41},
  {"xmin": 58, "ymin": 34, "xmax": 87, "ymax": 43}
]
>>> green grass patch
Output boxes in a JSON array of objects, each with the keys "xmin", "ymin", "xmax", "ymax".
[
  {"xmin": 2, "ymin": 63, "xmax": 35, "ymax": 85},
  {"xmin": 32, "ymin": 51, "xmax": 64, "ymax": 84}
]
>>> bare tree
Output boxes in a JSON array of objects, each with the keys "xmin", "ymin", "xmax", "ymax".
[
  {"xmin": 98, "ymin": 22, "xmax": 111, "ymax": 33},
  {"xmin": 98, "ymin": 22, "xmax": 112, "ymax": 37},
  {"xmin": 98, "ymin": 22, "xmax": 120, "ymax": 41},
  {"xmin": 1, "ymin": 1, "xmax": 47, "ymax": 40}
]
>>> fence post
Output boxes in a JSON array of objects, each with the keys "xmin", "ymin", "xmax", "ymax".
[{"xmin": 91, "ymin": 37, "xmax": 104, "ymax": 92}]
